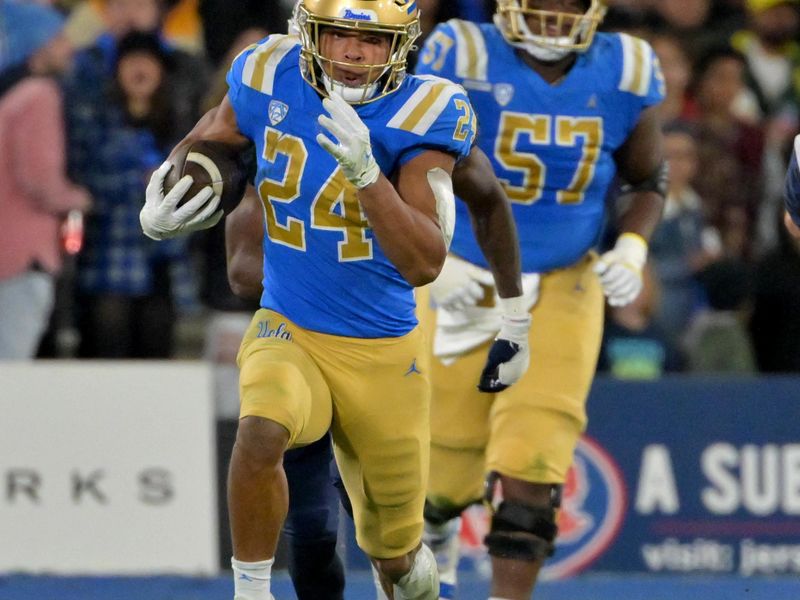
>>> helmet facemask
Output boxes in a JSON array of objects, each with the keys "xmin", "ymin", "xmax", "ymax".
[
  {"xmin": 296, "ymin": 1, "xmax": 421, "ymax": 104},
  {"xmin": 495, "ymin": 0, "xmax": 606, "ymax": 62}
]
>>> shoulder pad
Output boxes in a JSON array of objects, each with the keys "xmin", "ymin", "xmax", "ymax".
[
  {"xmin": 616, "ymin": 33, "xmax": 659, "ymax": 97},
  {"xmin": 387, "ymin": 76, "xmax": 470, "ymax": 136},
  {"xmin": 238, "ymin": 35, "xmax": 300, "ymax": 95},
  {"xmin": 448, "ymin": 18, "xmax": 489, "ymax": 81}
]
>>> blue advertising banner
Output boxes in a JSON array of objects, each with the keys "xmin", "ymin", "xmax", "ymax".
[
  {"xmin": 545, "ymin": 376, "xmax": 800, "ymax": 578},
  {"xmin": 340, "ymin": 376, "xmax": 800, "ymax": 580}
]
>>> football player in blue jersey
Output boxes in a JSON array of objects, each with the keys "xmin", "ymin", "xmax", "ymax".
[
  {"xmin": 225, "ymin": 141, "xmax": 531, "ymax": 600},
  {"xmin": 225, "ymin": 189, "xmax": 347, "ymax": 600},
  {"xmin": 785, "ymin": 135, "xmax": 800, "ymax": 239},
  {"xmin": 139, "ymin": 1, "xmax": 528, "ymax": 599},
  {"xmin": 415, "ymin": 1, "xmax": 667, "ymax": 598}
]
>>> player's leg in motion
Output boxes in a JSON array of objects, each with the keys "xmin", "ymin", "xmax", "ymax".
[
  {"xmin": 283, "ymin": 434, "xmax": 345, "ymax": 600},
  {"xmin": 485, "ymin": 257, "xmax": 603, "ymax": 599},
  {"xmin": 424, "ymin": 350, "xmax": 494, "ymax": 600},
  {"xmin": 228, "ymin": 416, "xmax": 289, "ymax": 600},
  {"xmin": 319, "ymin": 326, "xmax": 439, "ymax": 600},
  {"xmin": 417, "ymin": 283, "xmax": 489, "ymax": 600},
  {"xmin": 228, "ymin": 311, "xmax": 333, "ymax": 600},
  {"xmin": 426, "ymin": 257, "xmax": 603, "ymax": 599}
]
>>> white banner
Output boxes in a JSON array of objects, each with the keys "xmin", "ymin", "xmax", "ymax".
[{"xmin": 0, "ymin": 361, "xmax": 218, "ymax": 574}]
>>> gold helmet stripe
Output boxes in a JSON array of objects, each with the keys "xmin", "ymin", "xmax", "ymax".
[
  {"xmin": 387, "ymin": 77, "xmax": 462, "ymax": 135},
  {"xmin": 451, "ymin": 19, "xmax": 488, "ymax": 81},
  {"xmin": 618, "ymin": 33, "xmax": 654, "ymax": 97},
  {"xmin": 244, "ymin": 35, "xmax": 300, "ymax": 94}
]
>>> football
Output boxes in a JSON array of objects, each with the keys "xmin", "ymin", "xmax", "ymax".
[{"xmin": 164, "ymin": 140, "xmax": 249, "ymax": 215}]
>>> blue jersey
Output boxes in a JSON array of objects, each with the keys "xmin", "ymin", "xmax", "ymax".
[
  {"xmin": 785, "ymin": 142, "xmax": 800, "ymax": 226},
  {"xmin": 227, "ymin": 35, "xmax": 474, "ymax": 337},
  {"xmin": 417, "ymin": 22, "xmax": 665, "ymax": 272}
]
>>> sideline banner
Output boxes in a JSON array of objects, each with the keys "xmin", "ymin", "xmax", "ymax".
[
  {"xmin": 573, "ymin": 377, "xmax": 800, "ymax": 578},
  {"xmin": 0, "ymin": 362, "xmax": 218, "ymax": 574},
  {"xmin": 347, "ymin": 376, "xmax": 800, "ymax": 579}
]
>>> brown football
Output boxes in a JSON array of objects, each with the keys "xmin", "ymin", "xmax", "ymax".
[{"xmin": 164, "ymin": 140, "xmax": 249, "ymax": 215}]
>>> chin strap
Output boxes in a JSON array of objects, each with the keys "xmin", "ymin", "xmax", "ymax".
[
  {"xmin": 493, "ymin": 13, "xmax": 574, "ymax": 62},
  {"xmin": 320, "ymin": 70, "xmax": 380, "ymax": 103}
]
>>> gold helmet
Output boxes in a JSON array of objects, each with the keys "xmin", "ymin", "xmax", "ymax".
[
  {"xmin": 296, "ymin": 0, "xmax": 421, "ymax": 104},
  {"xmin": 495, "ymin": 0, "xmax": 606, "ymax": 61}
]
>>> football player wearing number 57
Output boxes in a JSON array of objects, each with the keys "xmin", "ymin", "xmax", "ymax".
[
  {"xmin": 415, "ymin": 1, "xmax": 666, "ymax": 598},
  {"xmin": 139, "ymin": 1, "xmax": 526, "ymax": 599}
]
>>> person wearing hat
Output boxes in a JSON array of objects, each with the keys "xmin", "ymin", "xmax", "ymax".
[
  {"xmin": 731, "ymin": 0, "xmax": 800, "ymax": 118},
  {"xmin": 0, "ymin": 2, "xmax": 91, "ymax": 359}
]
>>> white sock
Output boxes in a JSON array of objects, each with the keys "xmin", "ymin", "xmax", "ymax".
[
  {"xmin": 371, "ymin": 562, "xmax": 390, "ymax": 600},
  {"xmin": 394, "ymin": 543, "xmax": 439, "ymax": 600},
  {"xmin": 232, "ymin": 557, "xmax": 274, "ymax": 600}
]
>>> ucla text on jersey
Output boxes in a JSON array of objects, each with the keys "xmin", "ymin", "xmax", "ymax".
[
  {"xmin": 227, "ymin": 35, "xmax": 475, "ymax": 337},
  {"xmin": 417, "ymin": 21, "xmax": 665, "ymax": 273}
]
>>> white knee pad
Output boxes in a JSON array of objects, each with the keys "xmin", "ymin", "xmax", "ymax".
[{"xmin": 394, "ymin": 543, "xmax": 440, "ymax": 600}]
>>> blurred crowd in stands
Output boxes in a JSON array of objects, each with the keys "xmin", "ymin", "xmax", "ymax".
[{"xmin": 1, "ymin": 0, "xmax": 799, "ymax": 381}]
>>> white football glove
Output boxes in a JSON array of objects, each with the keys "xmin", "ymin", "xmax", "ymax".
[
  {"xmin": 429, "ymin": 254, "xmax": 494, "ymax": 311},
  {"xmin": 478, "ymin": 297, "xmax": 531, "ymax": 393},
  {"xmin": 593, "ymin": 232, "xmax": 648, "ymax": 307},
  {"xmin": 316, "ymin": 93, "xmax": 380, "ymax": 189},
  {"xmin": 140, "ymin": 161, "xmax": 223, "ymax": 241}
]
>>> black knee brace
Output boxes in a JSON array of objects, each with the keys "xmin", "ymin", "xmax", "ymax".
[
  {"xmin": 484, "ymin": 498, "xmax": 560, "ymax": 562},
  {"xmin": 424, "ymin": 499, "xmax": 473, "ymax": 526}
]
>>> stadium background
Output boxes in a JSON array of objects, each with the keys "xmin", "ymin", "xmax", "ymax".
[{"xmin": 3, "ymin": 0, "xmax": 800, "ymax": 598}]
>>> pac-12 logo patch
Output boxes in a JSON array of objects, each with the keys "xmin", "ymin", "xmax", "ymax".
[
  {"xmin": 493, "ymin": 83, "xmax": 514, "ymax": 107},
  {"xmin": 541, "ymin": 436, "xmax": 627, "ymax": 580},
  {"xmin": 269, "ymin": 100, "xmax": 289, "ymax": 126}
]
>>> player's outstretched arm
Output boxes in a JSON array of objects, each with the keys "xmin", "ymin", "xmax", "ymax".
[
  {"xmin": 452, "ymin": 146, "xmax": 523, "ymax": 300},
  {"xmin": 317, "ymin": 94, "xmax": 450, "ymax": 286},
  {"xmin": 450, "ymin": 146, "xmax": 529, "ymax": 393},
  {"xmin": 140, "ymin": 98, "xmax": 251, "ymax": 240},
  {"xmin": 226, "ymin": 189, "xmax": 264, "ymax": 300},
  {"xmin": 595, "ymin": 106, "xmax": 666, "ymax": 307}
]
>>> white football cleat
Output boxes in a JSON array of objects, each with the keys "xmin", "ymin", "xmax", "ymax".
[{"xmin": 423, "ymin": 517, "xmax": 461, "ymax": 599}]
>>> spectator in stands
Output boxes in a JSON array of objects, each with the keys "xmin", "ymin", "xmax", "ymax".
[
  {"xmin": 65, "ymin": 0, "xmax": 208, "ymax": 137},
  {"xmin": 198, "ymin": 0, "xmax": 283, "ymax": 65},
  {"xmin": 0, "ymin": 2, "xmax": 91, "ymax": 359},
  {"xmin": 649, "ymin": 122, "xmax": 722, "ymax": 343},
  {"xmin": 732, "ymin": 0, "xmax": 800, "ymax": 120},
  {"xmin": 598, "ymin": 265, "xmax": 684, "ymax": 379},
  {"xmin": 648, "ymin": 0, "xmax": 736, "ymax": 52},
  {"xmin": 688, "ymin": 46, "xmax": 766, "ymax": 259},
  {"xmin": 683, "ymin": 259, "xmax": 757, "ymax": 373},
  {"xmin": 750, "ymin": 213, "xmax": 800, "ymax": 371},
  {"xmin": 651, "ymin": 32, "xmax": 694, "ymax": 123},
  {"xmin": 71, "ymin": 32, "xmax": 196, "ymax": 358},
  {"xmin": 730, "ymin": 0, "xmax": 800, "ymax": 254}
]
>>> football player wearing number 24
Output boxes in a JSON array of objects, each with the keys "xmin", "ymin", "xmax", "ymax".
[
  {"xmin": 139, "ymin": 1, "xmax": 527, "ymax": 599},
  {"xmin": 416, "ymin": 0, "xmax": 667, "ymax": 598}
]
